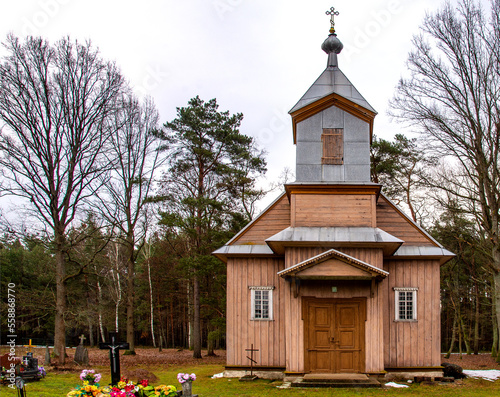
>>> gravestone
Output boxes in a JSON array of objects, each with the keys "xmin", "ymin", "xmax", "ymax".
[
  {"xmin": 99, "ymin": 332, "xmax": 129, "ymax": 385},
  {"xmin": 74, "ymin": 334, "xmax": 89, "ymax": 365},
  {"xmin": 17, "ymin": 352, "xmax": 40, "ymax": 381},
  {"xmin": 44, "ymin": 345, "xmax": 51, "ymax": 365},
  {"xmin": 0, "ymin": 353, "xmax": 20, "ymax": 368}
]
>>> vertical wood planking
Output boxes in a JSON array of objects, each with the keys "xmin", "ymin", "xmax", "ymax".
[
  {"xmin": 385, "ymin": 259, "xmax": 441, "ymax": 368},
  {"xmin": 226, "ymin": 257, "xmax": 287, "ymax": 367}
]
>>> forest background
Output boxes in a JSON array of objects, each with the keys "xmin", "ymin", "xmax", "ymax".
[{"xmin": 1, "ymin": 0, "xmax": 499, "ymax": 364}]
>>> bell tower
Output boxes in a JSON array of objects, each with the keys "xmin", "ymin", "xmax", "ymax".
[{"xmin": 289, "ymin": 7, "xmax": 377, "ymax": 183}]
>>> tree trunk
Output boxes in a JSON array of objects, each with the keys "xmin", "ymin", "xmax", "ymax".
[
  {"xmin": 193, "ymin": 275, "xmax": 202, "ymax": 358},
  {"xmin": 170, "ymin": 299, "xmax": 174, "ymax": 348},
  {"xmin": 126, "ymin": 238, "xmax": 136, "ymax": 354},
  {"xmin": 460, "ymin": 315, "xmax": 472, "ymax": 355},
  {"xmin": 88, "ymin": 318, "xmax": 94, "ymax": 347},
  {"xmin": 457, "ymin": 311, "xmax": 463, "ymax": 359},
  {"xmin": 474, "ymin": 282, "xmax": 480, "ymax": 355},
  {"xmin": 112, "ymin": 243, "xmax": 122, "ymax": 334},
  {"xmin": 96, "ymin": 270, "xmax": 106, "ymax": 343},
  {"xmin": 444, "ymin": 314, "xmax": 457, "ymax": 359},
  {"xmin": 492, "ymin": 294, "xmax": 498, "ymax": 358},
  {"xmin": 54, "ymin": 238, "xmax": 67, "ymax": 365},
  {"xmin": 147, "ymin": 251, "xmax": 156, "ymax": 347},
  {"xmin": 494, "ymin": 271, "xmax": 500, "ymax": 363},
  {"xmin": 187, "ymin": 282, "xmax": 194, "ymax": 350}
]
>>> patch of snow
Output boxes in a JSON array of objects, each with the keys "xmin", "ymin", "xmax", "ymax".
[
  {"xmin": 463, "ymin": 370, "xmax": 500, "ymax": 382},
  {"xmin": 385, "ymin": 382, "xmax": 409, "ymax": 388},
  {"xmin": 211, "ymin": 373, "xmax": 224, "ymax": 379}
]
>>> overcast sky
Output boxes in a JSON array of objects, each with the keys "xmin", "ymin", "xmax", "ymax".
[{"xmin": 0, "ymin": 0, "xmax": 489, "ymax": 211}]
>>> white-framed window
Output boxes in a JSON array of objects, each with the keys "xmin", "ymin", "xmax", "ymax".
[
  {"xmin": 249, "ymin": 286, "xmax": 274, "ymax": 320},
  {"xmin": 394, "ymin": 287, "xmax": 418, "ymax": 321}
]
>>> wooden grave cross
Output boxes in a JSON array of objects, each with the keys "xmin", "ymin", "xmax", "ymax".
[
  {"xmin": 79, "ymin": 334, "xmax": 86, "ymax": 345},
  {"xmin": 245, "ymin": 344, "xmax": 259, "ymax": 377},
  {"xmin": 23, "ymin": 339, "xmax": 33, "ymax": 353},
  {"xmin": 99, "ymin": 332, "xmax": 129, "ymax": 385}
]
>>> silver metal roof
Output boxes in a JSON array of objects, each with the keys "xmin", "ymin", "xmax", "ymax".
[
  {"xmin": 266, "ymin": 227, "xmax": 403, "ymax": 255},
  {"xmin": 212, "ymin": 244, "xmax": 275, "ymax": 262},
  {"xmin": 289, "ymin": 67, "xmax": 377, "ymax": 114},
  {"xmin": 391, "ymin": 245, "xmax": 455, "ymax": 265},
  {"xmin": 266, "ymin": 226, "xmax": 402, "ymax": 244}
]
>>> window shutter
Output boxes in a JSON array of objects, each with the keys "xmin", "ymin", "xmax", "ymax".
[{"xmin": 322, "ymin": 128, "xmax": 343, "ymax": 165}]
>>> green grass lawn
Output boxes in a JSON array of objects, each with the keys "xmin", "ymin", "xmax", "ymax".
[{"xmin": 2, "ymin": 364, "xmax": 499, "ymax": 396}]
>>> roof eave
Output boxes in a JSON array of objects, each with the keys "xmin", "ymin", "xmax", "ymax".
[{"xmin": 289, "ymin": 92, "xmax": 377, "ymax": 145}]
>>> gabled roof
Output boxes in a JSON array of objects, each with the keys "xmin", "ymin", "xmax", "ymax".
[
  {"xmin": 377, "ymin": 193, "xmax": 442, "ymax": 247},
  {"xmin": 289, "ymin": 67, "xmax": 377, "ymax": 144},
  {"xmin": 290, "ymin": 67, "xmax": 376, "ymax": 114},
  {"xmin": 277, "ymin": 248, "xmax": 388, "ymax": 279},
  {"xmin": 225, "ymin": 191, "xmax": 289, "ymax": 245}
]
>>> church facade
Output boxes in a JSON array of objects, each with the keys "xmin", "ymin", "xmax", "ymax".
[{"xmin": 214, "ymin": 13, "xmax": 453, "ymax": 380}]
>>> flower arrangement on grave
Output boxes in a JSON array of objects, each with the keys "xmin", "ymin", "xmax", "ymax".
[
  {"xmin": 80, "ymin": 369, "xmax": 102, "ymax": 384},
  {"xmin": 38, "ymin": 366, "xmax": 47, "ymax": 378},
  {"xmin": 67, "ymin": 369, "xmax": 108, "ymax": 397},
  {"xmin": 109, "ymin": 377, "xmax": 150, "ymax": 397},
  {"xmin": 68, "ymin": 373, "xmax": 178, "ymax": 397},
  {"xmin": 144, "ymin": 384, "xmax": 177, "ymax": 396},
  {"xmin": 0, "ymin": 367, "xmax": 7, "ymax": 385},
  {"xmin": 67, "ymin": 382, "xmax": 111, "ymax": 397},
  {"xmin": 177, "ymin": 373, "xmax": 196, "ymax": 383}
]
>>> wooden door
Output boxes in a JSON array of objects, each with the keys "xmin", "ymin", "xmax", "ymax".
[{"xmin": 305, "ymin": 298, "xmax": 364, "ymax": 373}]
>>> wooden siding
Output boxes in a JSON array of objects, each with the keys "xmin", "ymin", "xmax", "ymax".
[
  {"xmin": 382, "ymin": 259, "xmax": 441, "ymax": 368},
  {"xmin": 232, "ymin": 195, "xmax": 291, "ymax": 245},
  {"xmin": 376, "ymin": 197, "xmax": 436, "ymax": 246},
  {"xmin": 292, "ymin": 194, "xmax": 376, "ymax": 228},
  {"xmin": 226, "ymin": 257, "xmax": 286, "ymax": 367},
  {"xmin": 284, "ymin": 247, "xmax": 385, "ymax": 373}
]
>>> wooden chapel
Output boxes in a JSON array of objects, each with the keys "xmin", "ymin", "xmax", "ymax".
[{"xmin": 214, "ymin": 8, "xmax": 454, "ymax": 381}]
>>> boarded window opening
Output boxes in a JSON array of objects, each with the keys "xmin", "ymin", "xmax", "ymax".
[{"xmin": 322, "ymin": 128, "xmax": 343, "ymax": 165}]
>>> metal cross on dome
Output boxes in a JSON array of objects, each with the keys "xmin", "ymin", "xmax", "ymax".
[{"xmin": 325, "ymin": 6, "xmax": 339, "ymax": 33}]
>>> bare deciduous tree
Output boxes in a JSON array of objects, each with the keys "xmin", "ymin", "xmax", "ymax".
[
  {"xmin": 0, "ymin": 35, "xmax": 125, "ymax": 363},
  {"xmin": 389, "ymin": 0, "xmax": 500, "ymax": 359},
  {"xmin": 98, "ymin": 96, "xmax": 162, "ymax": 353}
]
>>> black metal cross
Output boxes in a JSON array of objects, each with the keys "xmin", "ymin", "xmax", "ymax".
[
  {"xmin": 245, "ymin": 344, "xmax": 259, "ymax": 376},
  {"xmin": 99, "ymin": 332, "xmax": 129, "ymax": 385},
  {"xmin": 326, "ymin": 6, "xmax": 340, "ymax": 33}
]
